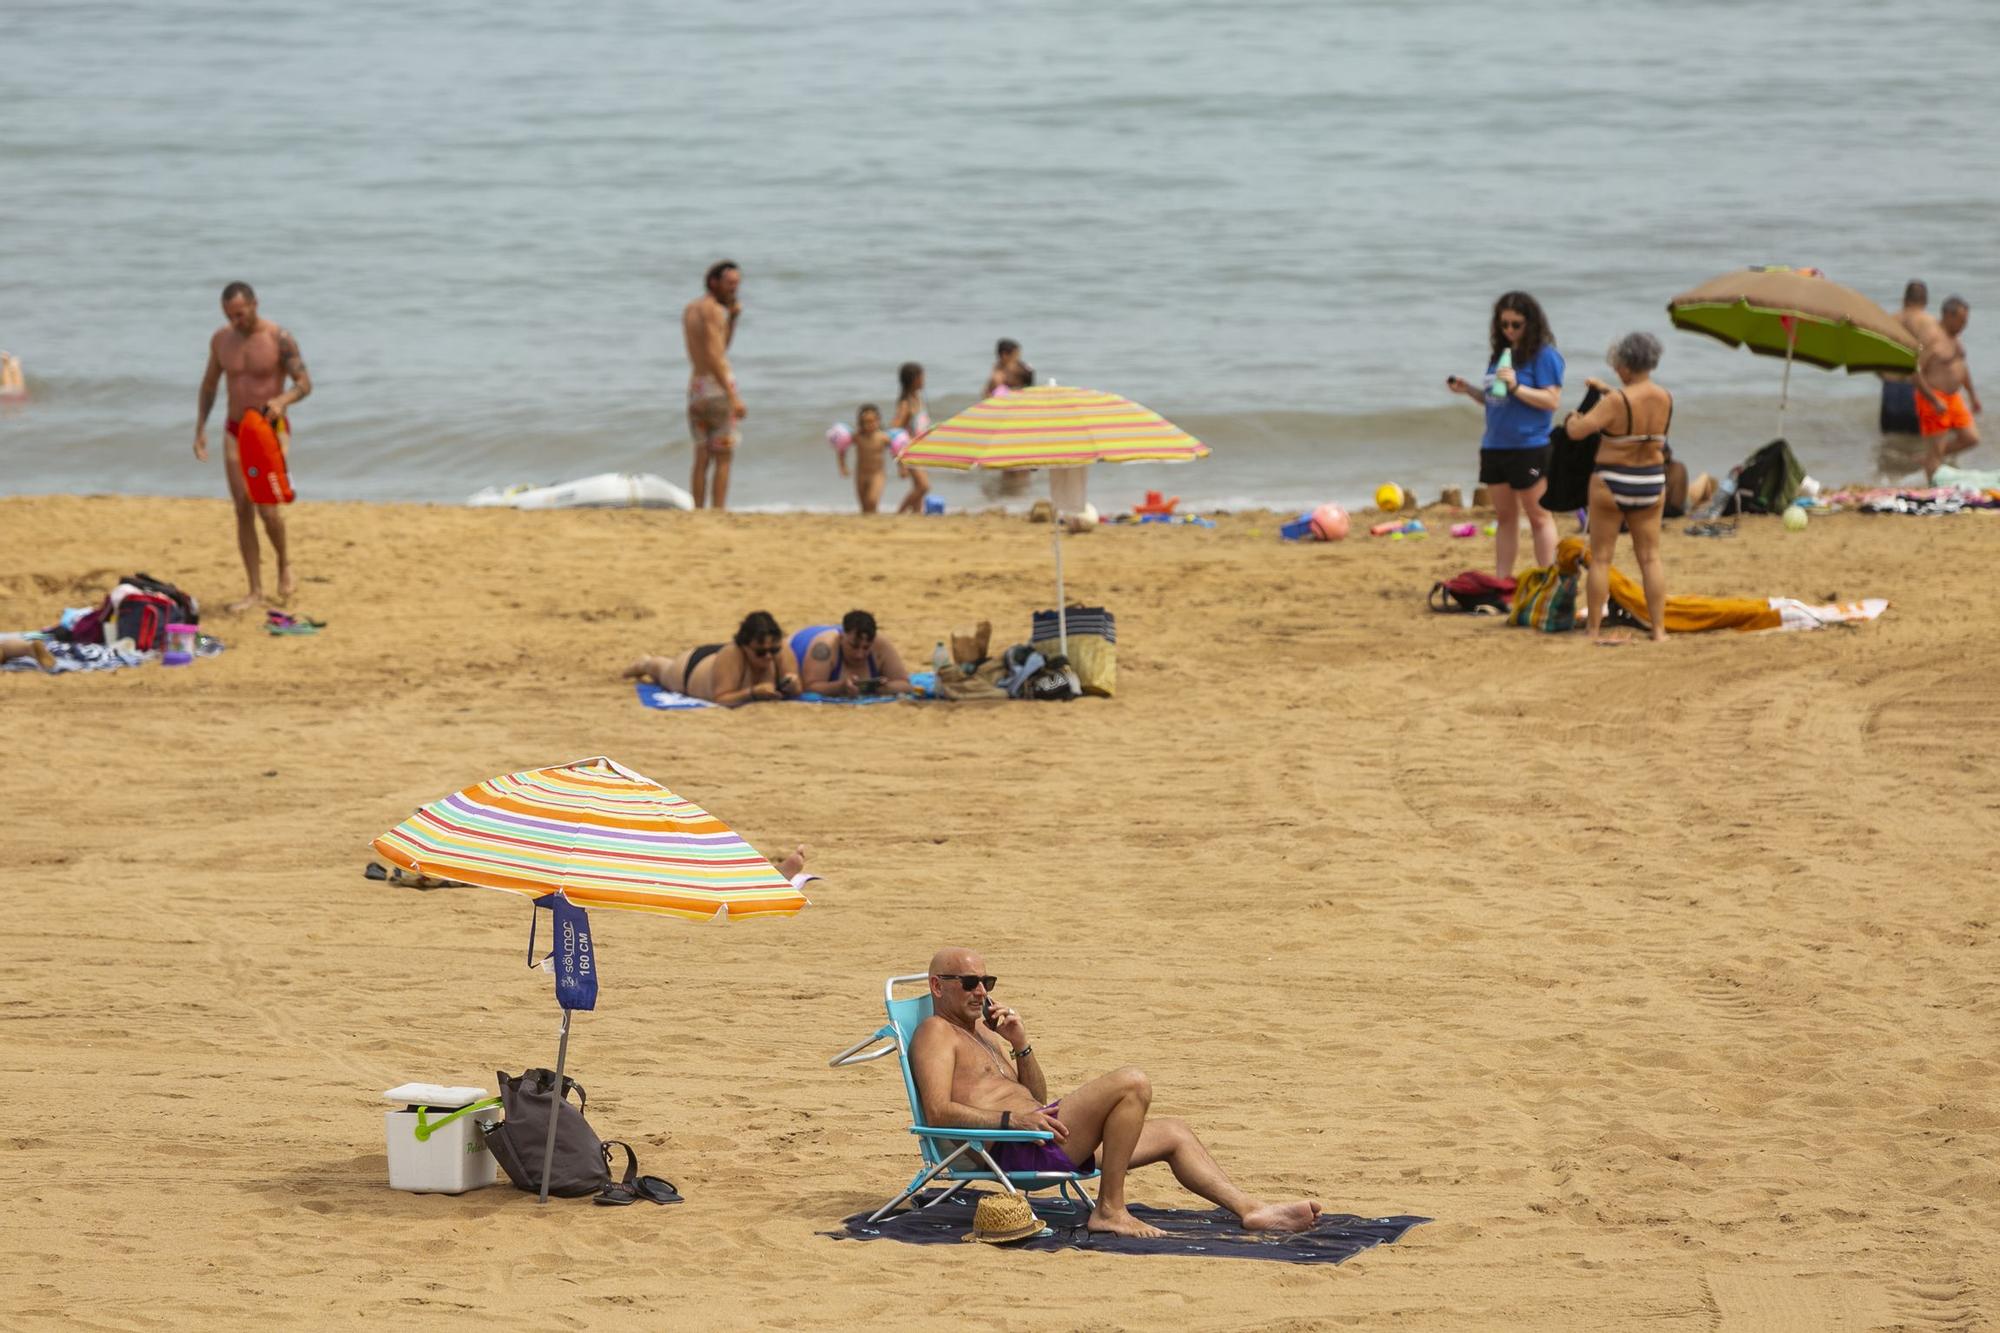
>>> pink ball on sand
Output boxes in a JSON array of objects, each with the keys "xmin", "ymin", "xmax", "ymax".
[{"xmin": 1310, "ymin": 503, "xmax": 1350, "ymax": 541}]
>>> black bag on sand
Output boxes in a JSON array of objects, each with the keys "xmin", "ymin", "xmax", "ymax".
[{"xmin": 484, "ymin": 1068, "xmax": 680, "ymax": 1205}]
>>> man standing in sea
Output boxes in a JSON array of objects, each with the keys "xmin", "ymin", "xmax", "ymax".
[
  {"xmin": 194, "ymin": 281, "xmax": 311, "ymax": 611},
  {"xmin": 682, "ymin": 261, "xmax": 745, "ymax": 509},
  {"xmin": 1915, "ymin": 295, "xmax": 1981, "ymax": 478}
]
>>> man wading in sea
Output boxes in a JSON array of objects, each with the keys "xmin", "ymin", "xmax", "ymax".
[
  {"xmin": 683, "ymin": 261, "xmax": 746, "ymax": 509},
  {"xmin": 1916, "ymin": 295, "xmax": 1981, "ymax": 478},
  {"xmin": 194, "ymin": 281, "xmax": 311, "ymax": 611}
]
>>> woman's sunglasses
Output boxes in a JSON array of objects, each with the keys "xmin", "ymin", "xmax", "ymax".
[{"xmin": 748, "ymin": 643, "xmax": 778, "ymax": 658}]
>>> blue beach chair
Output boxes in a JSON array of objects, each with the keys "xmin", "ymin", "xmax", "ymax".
[{"xmin": 831, "ymin": 974, "xmax": 1099, "ymax": 1223}]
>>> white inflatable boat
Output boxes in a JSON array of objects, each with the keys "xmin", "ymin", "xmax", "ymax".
[{"xmin": 466, "ymin": 472, "xmax": 694, "ymax": 511}]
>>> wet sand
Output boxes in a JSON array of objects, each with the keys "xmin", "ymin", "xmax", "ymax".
[{"xmin": 3, "ymin": 494, "xmax": 1997, "ymax": 1331}]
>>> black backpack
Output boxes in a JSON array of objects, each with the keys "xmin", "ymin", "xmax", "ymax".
[
  {"xmin": 122, "ymin": 572, "xmax": 200, "ymax": 625},
  {"xmin": 483, "ymin": 1069, "xmax": 679, "ymax": 1205}
]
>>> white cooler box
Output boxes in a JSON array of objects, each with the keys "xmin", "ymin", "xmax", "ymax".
[{"xmin": 383, "ymin": 1083, "xmax": 502, "ymax": 1194}]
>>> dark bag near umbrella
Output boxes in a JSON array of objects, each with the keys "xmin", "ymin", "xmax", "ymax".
[
  {"xmin": 485, "ymin": 1068, "xmax": 627, "ymax": 1198},
  {"xmin": 1541, "ymin": 384, "xmax": 1604, "ymax": 513},
  {"xmin": 1732, "ymin": 439, "xmax": 1804, "ymax": 513}
]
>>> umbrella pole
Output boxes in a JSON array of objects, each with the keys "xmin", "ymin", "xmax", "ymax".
[
  {"xmin": 1778, "ymin": 325, "xmax": 1796, "ymax": 441},
  {"xmin": 536, "ymin": 1007, "xmax": 573, "ymax": 1205},
  {"xmin": 1052, "ymin": 518, "xmax": 1069, "ymax": 656}
]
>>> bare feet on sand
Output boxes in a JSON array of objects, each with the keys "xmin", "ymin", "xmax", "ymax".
[
  {"xmin": 776, "ymin": 844, "xmax": 809, "ymax": 879},
  {"xmin": 277, "ymin": 567, "xmax": 297, "ymax": 604},
  {"xmin": 1087, "ymin": 1206, "xmax": 1167, "ymax": 1240},
  {"xmin": 225, "ymin": 594, "xmax": 265, "ymax": 614},
  {"xmin": 1242, "ymin": 1200, "xmax": 1323, "ymax": 1232}
]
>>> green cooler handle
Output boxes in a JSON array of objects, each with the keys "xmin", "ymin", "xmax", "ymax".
[{"xmin": 412, "ymin": 1097, "xmax": 503, "ymax": 1143}]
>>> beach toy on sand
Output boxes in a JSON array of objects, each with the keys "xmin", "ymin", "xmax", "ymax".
[
  {"xmin": 827, "ymin": 423, "xmax": 854, "ymax": 453},
  {"xmin": 1309, "ymin": 504, "xmax": 1349, "ymax": 541},
  {"xmin": 923, "ymin": 495, "xmax": 946, "ymax": 515},
  {"xmin": 1482, "ymin": 522, "xmax": 1497, "ymax": 536},
  {"xmin": 1783, "ymin": 505, "xmax": 1809, "ymax": 532},
  {"xmin": 1279, "ymin": 511, "xmax": 1315, "ymax": 540},
  {"xmin": 1368, "ymin": 519, "xmax": 1402, "ymax": 537},
  {"xmin": 1134, "ymin": 489, "xmax": 1179, "ymax": 516},
  {"xmin": 1450, "ymin": 522, "xmax": 1478, "ymax": 538},
  {"xmin": 1374, "ymin": 482, "xmax": 1404, "ymax": 512},
  {"xmin": 1388, "ymin": 519, "xmax": 1427, "ymax": 541}
]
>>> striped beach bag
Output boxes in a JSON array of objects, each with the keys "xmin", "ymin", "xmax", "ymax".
[
  {"xmin": 1507, "ymin": 566, "xmax": 1578, "ymax": 633},
  {"xmin": 1032, "ymin": 606, "xmax": 1115, "ymax": 697}
]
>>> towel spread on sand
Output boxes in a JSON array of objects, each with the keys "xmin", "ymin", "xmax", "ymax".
[
  {"xmin": 5, "ymin": 641, "xmax": 149, "ymax": 673},
  {"xmin": 638, "ymin": 673, "xmax": 938, "ymax": 709},
  {"xmin": 829, "ymin": 1191, "xmax": 1427, "ymax": 1264},
  {"xmin": 634, "ymin": 683, "xmax": 714, "ymax": 710},
  {"xmin": 1553, "ymin": 536, "xmax": 1889, "ymax": 633}
]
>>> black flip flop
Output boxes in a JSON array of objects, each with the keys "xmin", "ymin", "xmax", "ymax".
[{"xmin": 636, "ymin": 1176, "xmax": 683, "ymax": 1205}]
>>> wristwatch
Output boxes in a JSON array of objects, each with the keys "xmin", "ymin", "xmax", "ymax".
[{"xmin": 1011, "ymin": 1045, "xmax": 1033, "ymax": 1061}]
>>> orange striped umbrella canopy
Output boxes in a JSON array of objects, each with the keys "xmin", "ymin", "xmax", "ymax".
[
  {"xmin": 900, "ymin": 384, "xmax": 1209, "ymax": 470},
  {"xmin": 371, "ymin": 756, "xmax": 808, "ymax": 922}
]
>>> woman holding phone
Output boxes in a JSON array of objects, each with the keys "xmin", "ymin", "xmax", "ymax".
[
  {"xmin": 621, "ymin": 610, "xmax": 803, "ymax": 706},
  {"xmin": 1447, "ymin": 292, "xmax": 1564, "ymax": 578}
]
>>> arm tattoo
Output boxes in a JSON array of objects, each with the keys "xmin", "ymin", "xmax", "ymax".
[
  {"xmin": 278, "ymin": 329, "xmax": 312, "ymax": 398},
  {"xmin": 810, "ymin": 641, "xmax": 832, "ymax": 661}
]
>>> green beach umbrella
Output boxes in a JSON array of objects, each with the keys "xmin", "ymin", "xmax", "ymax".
[{"xmin": 1667, "ymin": 266, "xmax": 1918, "ymax": 439}]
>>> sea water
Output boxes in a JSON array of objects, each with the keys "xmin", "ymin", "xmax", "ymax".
[{"xmin": 3, "ymin": 0, "xmax": 1996, "ymax": 510}]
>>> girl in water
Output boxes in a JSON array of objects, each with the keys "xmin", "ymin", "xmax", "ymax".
[
  {"xmin": 892, "ymin": 361, "xmax": 931, "ymax": 514},
  {"xmin": 835, "ymin": 404, "xmax": 895, "ymax": 513}
]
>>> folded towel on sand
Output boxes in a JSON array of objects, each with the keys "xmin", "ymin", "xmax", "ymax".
[{"xmin": 829, "ymin": 1191, "xmax": 1427, "ymax": 1264}]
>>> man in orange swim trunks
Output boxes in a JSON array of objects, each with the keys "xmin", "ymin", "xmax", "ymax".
[
  {"xmin": 1915, "ymin": 295, "xmax": 1980, "ymax": 479},
  {"xmin": 194, "ymin": 281, "xmax": 312, "ymax": 611},
  {"xmin": 682, "ymin": 260, "xmax": 745, "ymax": 509}
]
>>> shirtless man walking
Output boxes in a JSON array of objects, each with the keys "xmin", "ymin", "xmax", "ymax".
[
  {"xmin": 682, "ymin": 260, "xmax": 746, "ymax": 509},
  {"xmin": 910, "ymin": 945, "xmax": 1322, "ymax": 1239},
  {"xmin": 194, "ymin": 281, "xmax": 311, "ymax": 611},
  {"xmin": 1915, "ymin": 295, "xmax": 1981, "ymax": 477}
]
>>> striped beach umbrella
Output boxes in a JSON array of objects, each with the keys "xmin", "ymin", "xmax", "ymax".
[
  {"xmin": 899, "ymin": 383, "xmax": 1209, "ymax": 470},
  {"xmin": 371, "ymin": 755, "xmax": 807, "ymax": 921},
  {"xmin": 902, "ymin": 385, "xmax": 1208, "ymax": 656},
  {"xmin": 372, "ymin": 756, "xmax": 806, "ymax": 1202}
]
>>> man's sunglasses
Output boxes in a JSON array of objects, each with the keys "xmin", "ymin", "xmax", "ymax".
[{"xmin": 935, "ymin": 974, "xmax": 998, "ymax": 992}]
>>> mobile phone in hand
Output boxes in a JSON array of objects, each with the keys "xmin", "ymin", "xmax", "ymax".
[{"xmin": 982, "ymin": 998, "xmax": 999, "ymax": 1030}]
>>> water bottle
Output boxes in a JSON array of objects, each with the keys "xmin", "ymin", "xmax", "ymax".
[
  {"xmin": 1487, "ymin": 348, "xmax": 1512, "ymax": 400},
  {"xmin": 933, "ymin": 640, "xmax": 949, "ymax": 673}
]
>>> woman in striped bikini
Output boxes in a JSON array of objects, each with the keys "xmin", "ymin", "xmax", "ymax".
[{"xmin": 1561, "ymin": 332, "xmax": 1673, "ymax": 642}]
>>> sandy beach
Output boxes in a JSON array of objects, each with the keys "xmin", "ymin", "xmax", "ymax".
[{"xmin": 4, "ymin": 493, "xmax": 1997, "ymax": 1331}]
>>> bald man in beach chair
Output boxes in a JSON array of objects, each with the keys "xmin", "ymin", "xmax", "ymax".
[{"xmin": 910, "ymin": 945, "xmax": 1323, "ymax": 1238}]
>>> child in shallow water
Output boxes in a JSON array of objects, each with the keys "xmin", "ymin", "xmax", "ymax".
[
  {"xmin": 892, "ymin": 362, "xmax": 931, "ymax": 514},
  {"xmin": 837, "ymin": 403, "xmax": 893, "ymax": 513}
]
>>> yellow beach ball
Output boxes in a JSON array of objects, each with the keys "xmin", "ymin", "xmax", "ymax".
[{"xmin": 1374, "ymin": 483, "xmax": 1404, "ymax": 512}]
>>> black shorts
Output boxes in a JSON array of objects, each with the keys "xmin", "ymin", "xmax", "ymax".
[{"xmin": 1479, "ymin": 446, "xmax": 1552, "ymax": 491}]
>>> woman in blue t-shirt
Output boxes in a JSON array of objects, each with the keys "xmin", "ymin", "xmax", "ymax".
[{"xmin": 1447, "ymin": 292, "xmax": 1563, "ymax": 578}]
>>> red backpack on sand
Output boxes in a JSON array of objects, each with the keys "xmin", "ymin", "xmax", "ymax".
[{"xmin": 1428, "ymin": 570, "xmax": 1515, "ymax": 614}]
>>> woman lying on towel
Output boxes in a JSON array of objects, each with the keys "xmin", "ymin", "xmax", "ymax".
[
  {"xmin": 622, "ymin": 610, "xmax": 804, "ymax": 706},
  {"xmin": 1563, "ymin": 331, "xmax": 1673, "ymax": 643}
]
